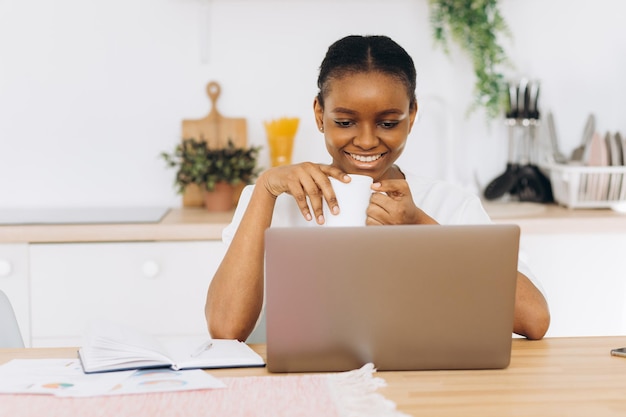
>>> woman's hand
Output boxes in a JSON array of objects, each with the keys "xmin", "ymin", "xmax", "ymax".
[
  {"xmin": 258, "ymin": 162, "xmax": 350, "ymax": 224},
  {"xmin": 367, "ymin": 179, "xmax": 437, "ymax": 225}
]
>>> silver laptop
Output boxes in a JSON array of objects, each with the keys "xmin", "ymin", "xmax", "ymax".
[{"xmin": 264, "ymin": 224, "xmax": 520, "ymax": 373}]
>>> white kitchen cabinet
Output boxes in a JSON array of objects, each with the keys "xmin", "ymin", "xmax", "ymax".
[
  {"xmin": 29, "ymin": 240, "xmax": 227, "ymax": 347},
  {"xmin": 0, "ymin": 244, "xmax": 30, "ymax": 346},
  {"xmin": 3, "ymin": 205, "xmax": 626, "ymax": 347},
  {"xmin": 521, "ymin": 234, "xmax": 626, "ymax": 337}
]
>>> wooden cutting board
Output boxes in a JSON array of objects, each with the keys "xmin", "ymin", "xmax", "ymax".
[
  {"xmin": 182, "ymin": 81, "xmax": 247, "ymax": 148},
  {"xmin": 181, "ymin": 81, "xmax": 248, "ymax": 207}
]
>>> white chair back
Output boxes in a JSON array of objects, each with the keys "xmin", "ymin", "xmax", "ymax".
[{"xmin": 0, "ymin": 290, "xmax": 24, "ymax": 348}]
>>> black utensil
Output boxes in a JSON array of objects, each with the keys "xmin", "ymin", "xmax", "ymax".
[
  {"xmin": 505, "ymin": 81, "xmax": 518, "ymax": 119},
  {"xmin": 514, "ymin": 164, "xmax": 553, "ymax": 203},
  {"xmin": 484, "ymin": 78, "xmax": 553, "ymax": 202},
  {"xmin": 484, "ymin": 164, "xmax": 520, "ymax": 200},
  {"xmin": 484, "ymin": 120, "xmax": 519, "ymax": 200},
  {"xmin": 514, "ymin": 81, "xmax": 554, "ymax": 203},
  {"xmin": 484, "ymin": 80, "xmax": 524, "ymax": 200},
  {"xmin": 527, "ymin": 80, "xmax": 540, "ymax": 120},
  {"xmin": 517, "ymin": 78, "xmax": 529, "ymax": 119}
]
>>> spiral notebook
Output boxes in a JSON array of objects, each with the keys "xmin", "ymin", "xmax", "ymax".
[{"xmin": 265, "ymin": 224, "xmax": 520, "ymax": 373}]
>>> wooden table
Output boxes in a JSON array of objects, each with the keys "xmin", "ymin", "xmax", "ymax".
[{"xmin": 2, "ymin": 337, "xmax": 626, "ymax": 416}]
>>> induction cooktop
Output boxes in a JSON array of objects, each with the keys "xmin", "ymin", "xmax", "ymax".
[{"xmin": 0, "ymin": 207, "xmax": 170, "ymax": 225}]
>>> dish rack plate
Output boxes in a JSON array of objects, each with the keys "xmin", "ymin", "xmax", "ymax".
[{"xmin": 543, "ymin": 164, "xmax": 626, "ymax": 209}]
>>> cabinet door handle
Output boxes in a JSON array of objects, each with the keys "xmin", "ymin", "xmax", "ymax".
[
  {"xmin": 141, "ymin": 261, "xmax": 160, "ymax": 278},
  {"xmin": 0, "ymin": 259, "xmax": 12, "ymax": 277}
]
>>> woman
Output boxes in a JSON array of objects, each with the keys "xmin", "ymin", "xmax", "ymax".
[{"xmin": 205, "ymin": 35, "xmax": 550, "ymax": 341}]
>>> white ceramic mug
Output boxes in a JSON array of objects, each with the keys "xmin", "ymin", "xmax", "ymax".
[{"xmin": 323, "ymin": 174, "xmax": 374, "ymax": 227}]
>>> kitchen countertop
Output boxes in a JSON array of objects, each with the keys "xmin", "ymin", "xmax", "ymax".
[
  {"xmin": 0, "ymin": 203, "xmax": 625, "ymax": 244},
  {"xmin": 484, "ymin": 201, "xmax": 626, "ymax": 234},
  {"xmin": 0, "ymin": 208, "xmax": 233, "ymax": 243}
]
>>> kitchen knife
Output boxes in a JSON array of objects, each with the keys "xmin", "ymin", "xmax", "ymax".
[
  {"xmin": 506, "ymin": 81, "xmax": 517, "ymax": 119},
  {"xmin": 527, "ymin": 81, "xmax": 540, "ymax": 120},
  {"xmin": 517, "ymin": 78, "xmax": 529, "ymax": 119},
  {"xmin": 547, "ymin": 112, "xmax": 567, "ymax": 164}
]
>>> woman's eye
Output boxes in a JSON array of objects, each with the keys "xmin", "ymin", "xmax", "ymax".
[
  {"xmin": 379, "ymin": 121, "xmax": 399, "ymax": 129},
  {"xmin": 334, "ymin": 120, "xmax": 353, "ymax": 128}
]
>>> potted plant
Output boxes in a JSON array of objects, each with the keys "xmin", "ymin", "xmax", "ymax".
[
  {"xmin": 161, "ymin": 138, "xmax": 208, "ymax": 207},
  {"xmin": 161, "ymin": 138, "xmax": 262, "ymax": 211}
]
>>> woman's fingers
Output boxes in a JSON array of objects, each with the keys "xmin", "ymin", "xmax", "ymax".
[
  {"xmin": 368, "ymin": 179, "xmax": 420, "ymax": 225},
  {"xmin": 371, "ymin": 179, "xmax": 410, "ymax": 198},
  {"xmin": 299, "ymin": 175, "xmax": 327, "ymax": 224},
  {"xmin": 263, "ymin": 163, "xmax": 348, "ymax": 224},
  {"xmin": 303, "ymin": 166, "xmax": 350, "ymax": 224}
]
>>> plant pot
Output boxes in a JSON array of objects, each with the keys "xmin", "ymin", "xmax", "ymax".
[
  {"xmin": 182, "ymin": 184, "xmax": 205, "ymax": 207},
  {"xmin": 204, "ymin": 182, "xmax": 235, "ymax": 212}
]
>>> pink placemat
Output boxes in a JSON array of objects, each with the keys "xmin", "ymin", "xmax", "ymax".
[{"xmin": 0, "ymin": 363, "xmax": 408, "ymax": 417}]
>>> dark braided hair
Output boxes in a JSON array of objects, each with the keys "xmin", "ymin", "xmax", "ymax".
[{"xmin": 317, "ymin": 35, "xmax": 417, "ymax": 109}]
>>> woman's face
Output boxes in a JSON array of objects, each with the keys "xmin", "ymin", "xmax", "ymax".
[{"xmin": 314, "ymin": 71, "xmax": 417, "ymax": 182}]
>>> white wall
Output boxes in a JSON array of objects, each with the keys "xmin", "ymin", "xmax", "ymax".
[{"xmin": 1, "ymin": 0, "xmax": 624, "ymax": 208}]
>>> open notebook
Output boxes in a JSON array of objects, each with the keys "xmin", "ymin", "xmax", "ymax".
[
  {"xmin": 78, "ymin": 320, "xmax": 265, "ymax": 373},
  {"xmin": 265, "ymin": 224, "xmax": 520, "ymax": 373}
]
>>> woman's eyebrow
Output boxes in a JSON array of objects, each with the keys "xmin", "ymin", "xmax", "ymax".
[
  {"xmin": 330, "ymin": 107, "xmax": 358, "ymax": 115},
  {"xmin": 377, "ymin": 108, "xmax": 406, "ymax": 116}
]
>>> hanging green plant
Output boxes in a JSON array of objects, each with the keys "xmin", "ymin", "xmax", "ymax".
[{"xmin": 428, "ymin": 0, "xmax": 512, "ymax": 119}]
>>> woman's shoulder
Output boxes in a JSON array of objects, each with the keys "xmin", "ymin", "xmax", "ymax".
[
  {"xmin": 403, "ymin": 171, "xmax": 480, "ymax": 200},
  {"xmin": 401, "ymin": 170, "xmax": 488, "ymax": 224}
]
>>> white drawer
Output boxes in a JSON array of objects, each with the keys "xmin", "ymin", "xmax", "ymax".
[
  {"xmin": 0, "ymin": 243, "xmax": 30, "ymax": 346},
  {"xmin": 29, "ymin": 241, "xmax": 226, "ymax": 347}
]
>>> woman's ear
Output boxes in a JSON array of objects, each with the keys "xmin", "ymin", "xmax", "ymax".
[
  {"xmin": 408, "ymin": 100, "xmax": 418, "ymax": 132},
  {"xmin": 313, "ymin": 97, "xmax": 324, "ymax": 132}
]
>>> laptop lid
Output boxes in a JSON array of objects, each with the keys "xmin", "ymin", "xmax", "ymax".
[{"xmin": 265, "ymin": 224, "xmax": 520, "ymax": 373}]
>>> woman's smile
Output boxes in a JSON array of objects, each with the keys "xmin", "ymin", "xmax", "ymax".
[
  {"xmin": 348, "ymin": 152, "xmax": 384, "ymax": 163},
  {"xmin": 344, "ymin": 151, "xmax": 389, "ymax": 173}
]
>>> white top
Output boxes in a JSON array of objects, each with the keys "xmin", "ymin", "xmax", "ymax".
[{"xmin": 222, "ymin": 172, "xmax": 544, "ymax": 294}]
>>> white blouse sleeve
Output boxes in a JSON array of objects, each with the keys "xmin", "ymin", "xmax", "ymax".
[{"xmin": 221, "ymin": 184, "xmax": 255, "ymax": 247}]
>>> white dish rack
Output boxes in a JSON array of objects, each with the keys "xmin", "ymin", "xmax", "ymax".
[{"xmin": 543, "ymin": 163, "xmax": 626, "ymax": 209}]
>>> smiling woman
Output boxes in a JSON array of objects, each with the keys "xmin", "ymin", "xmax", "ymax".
[
  {"xmin": 204, "ymin": 34, "xmax": 550, "ymax": 343},
  {"xmin": 313, "ymin": 71, "xmax": 414, "ymax": 182}
]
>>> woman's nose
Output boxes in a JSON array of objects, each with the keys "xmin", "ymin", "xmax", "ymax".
[{"xmin": 353, "ymin": 125, "xmax": 379, "ymax": 149}]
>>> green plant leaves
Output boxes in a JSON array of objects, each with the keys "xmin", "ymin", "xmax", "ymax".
[
  {"xmin": 161, "ymin": 139, "xmax": 262, "ymax": 193},
  {"xmin": 429, "ymin": 0, "xmax": 512, "ymax": 119}
]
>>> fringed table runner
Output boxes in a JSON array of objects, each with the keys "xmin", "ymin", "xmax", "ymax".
[{"xmin": 0, "ymin": 363, "xmax": 409, "ymax": 417}]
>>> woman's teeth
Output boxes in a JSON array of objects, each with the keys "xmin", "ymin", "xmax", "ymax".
[{"xmin": 350, "ymin": 153, "xmax": 382, "ymax": 162}]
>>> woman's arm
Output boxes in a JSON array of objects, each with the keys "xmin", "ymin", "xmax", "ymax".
[
  {"xmin": 205, "ymin": 164, "xmax": 349, "ymax": 341},
  {"xmin": 513, "ymin": 272, "xmax": 550, "ymax": 339},
  {"xmin": 205, "ymin": 183, "xmax": 276, "ymax": 341}
]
